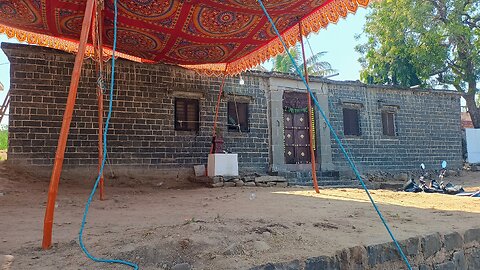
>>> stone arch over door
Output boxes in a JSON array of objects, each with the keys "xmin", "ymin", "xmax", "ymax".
[{"xmin": 268, "ymin": 77, "xmax": 334, "ymax": 173}]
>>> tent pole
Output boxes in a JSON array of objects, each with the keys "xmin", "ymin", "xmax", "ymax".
[
  {"xmin": 209, "ymin": 66, "xmax": 228, "ymax": 156},
  {"xmin": 92, "ymin": 1, "xmax": 105, "ymax": 201},
  {"xmin": 42, "ymin": 0, "xmax": 95, "ymax": 250},
  {"xmin": 299, "ymin": 22, "xmax": 320, "ymax": 193}
]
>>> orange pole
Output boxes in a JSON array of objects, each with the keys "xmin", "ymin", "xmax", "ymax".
[
  {"xmin": 299, "ymin": 22, "xmax": 320, "ymax": 193},
  {"xmin": 92, "ymin": 1, "xmax": 105, "ymax": 200},
  {"xmin": 209, "ymin": 68, "xmax": 228, "ymax": 155},
  {"xmin": 42, "ymin": 0, "xmax": 95, "ymax": 249}
]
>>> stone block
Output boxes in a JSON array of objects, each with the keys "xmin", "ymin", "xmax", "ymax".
[
  {"xmin": 305, "ymin": 255, "xmax": 338, "ymax": 270},
  {"xmin": 400, "ymin": 236, "xmax": 420, "ymax": 256},
  {"xmin": 433, "ymin": 261, "xmax": 454, "ymax": 270},
  {"xmin": 243, "ymin": 176, "xmax": 256, "ymax": 182},
  {"xmin": 212, "ymin": 176, "xmax": 224, "ymax": 184},
  {"xmin": 444, "ymin": 232, "xmax": 463, "ymax": 251},
  {"xmin": 422, "ymin": 233, "xmax": 442, "ymax": 258},
  {"xmin": 224, "ymin": 176, "xmax": 238, "ymax": 182},
  {"xmin": 255, "ymin": 176, "xmax": 287, "ymax": 183},
  {"xmin": 276, "ymin": 182, "xmax": 288, "ymax": 188},
  {"xmin": 464, "ymin": 228, "xmax": 480, "ymax": 243},
  {"xmin": 367, "ymin": 242, "xmax": 400, "ymax": 266},
  {"xmin": 249, "ymin": 260, "xmax": 301, "ymax": 270},
  {"xmin": 211, "ymin": 182, "xmax": 224, "ymax": 188},
  {"xmin": 235, "ymin": 180, "xmax": 245, "ymax": 187},
  {"xmin": 466, "ymin": 248, "xmax": 480, "ymax": 270},
  {"xmin": 418, "ymin": 264, "xmax": 433, "ymax": 270},
  {"xmin": 453, "ymin": 251, "xmax": 466, "ymax": 270},
  {"xmin": 336, "ymin": 246, "xmax": 367, "ymax": 269},
  {"xmin": 223, "ymin": 182, "xmax": 236, "ymax": 187}
]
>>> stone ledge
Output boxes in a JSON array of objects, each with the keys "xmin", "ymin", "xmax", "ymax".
[
  {"xmin": 249, "ymin": 228, "xmax": 480, "ymax": 270},
  {"xmin": 188, "ymin": 175, "xmax": 289, "ymax": 188}
]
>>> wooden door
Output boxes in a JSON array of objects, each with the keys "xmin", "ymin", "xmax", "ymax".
[{"xmin": 283, "ymin": 92, "xmax": 315, "ymax": 164}]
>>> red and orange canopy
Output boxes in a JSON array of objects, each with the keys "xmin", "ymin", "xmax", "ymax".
[{"xmin": 0, "ymin": 0, "xmax": 370, "ymax": 75}]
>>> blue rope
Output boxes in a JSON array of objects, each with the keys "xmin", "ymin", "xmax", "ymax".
[
  {"xmin": 256, "ymin": 1, "xmax": 412, "ymax": 269},
  {"xmin": 306, "ymin": 36, "xmax": 355, "ymax": 159},
  {"xmin": 78, "ymin": 0, "xmax": 139, "ymax": 269}
]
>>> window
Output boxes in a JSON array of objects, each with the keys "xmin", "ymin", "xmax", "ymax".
[
  {"xmin": 227, "ymin": 101, "xmax": 249, "ymax": 132},
  {"xmin": 382, "ymin": 111, "xmax": 396, "ymax": 136},
  {"xmin": 175, "ymin": 98, "xmax": 199, "ymax": 132},
  {"xmin": 343, "ymin": 108, "xmax": 360, "ymax": 136}
]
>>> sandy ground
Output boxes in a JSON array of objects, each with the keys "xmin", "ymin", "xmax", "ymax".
[{"xmin": 0, "ymin": 163, "xmax": 479, "ymax": 270}]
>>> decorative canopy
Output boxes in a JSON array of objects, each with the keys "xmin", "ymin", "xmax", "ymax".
[{"xmin": 0, "ymin": 0, "xmax": 370, "ymax": 75}]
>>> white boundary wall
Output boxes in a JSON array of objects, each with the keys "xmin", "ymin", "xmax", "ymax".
[{"xmin": 466, "ymin": 128, "xmax": 480, "ymax": 163}]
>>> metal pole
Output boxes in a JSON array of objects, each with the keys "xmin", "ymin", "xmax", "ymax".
[
  {"xmin": 299, "ymin": 22, "xmax": 320, "ymax": 193},
  {"xmin": 42, "ymin": 0, "xmax": 95, "ymax": 249}
]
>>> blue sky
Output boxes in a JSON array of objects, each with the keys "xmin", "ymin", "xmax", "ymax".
[
  {"xmin": 271, "ymin": 8, "xmax": 368, "ymax": 81},
  {"xmin": 0, "ymin": 8, "xmax": 369, "ymax": 125}
]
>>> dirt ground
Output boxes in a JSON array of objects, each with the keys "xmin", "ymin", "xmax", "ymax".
[{"xmin": 0, "ymin": 163, "xmax": 479, "ymax": 270}]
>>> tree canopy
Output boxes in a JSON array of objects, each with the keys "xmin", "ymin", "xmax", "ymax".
[
  {"xmin": 357, "ymin": 0, "xmax": 480, "ymax": 127},
  {"xmin": 272, "ymin": 45, "xmax": 336, "ymax": 77}
]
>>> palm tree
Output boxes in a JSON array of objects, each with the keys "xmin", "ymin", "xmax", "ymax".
[{"xmin": 272, "ymin": 45, "xmax": 335, "ymax": 77}]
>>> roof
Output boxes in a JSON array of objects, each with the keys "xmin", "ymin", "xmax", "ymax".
[
  {"xmin": 245, "ymin": 70, "xmax": 462, "ymax": 96},
  {"xmin": 0, "ymin": 0, "xmax": 371, "ymax": 75}
]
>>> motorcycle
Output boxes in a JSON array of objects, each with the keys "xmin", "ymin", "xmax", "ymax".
[
  {"xmin": 403, "ymin": 161, "xmax": 478, "ymax": 197},
  {"xmin": 402, "ymin": 163, "xmax": 425, "ymax": 193},
  {"xmin": 437, "ymin": 161, "xmax": 466, "ymax": 195},
  {"xmin": 404, "ymin": 161, "xmax": 447, "ymax": 193},
  {"xmin": 417, "ymin": 162, "xmax": 443, "ymax": 193}
]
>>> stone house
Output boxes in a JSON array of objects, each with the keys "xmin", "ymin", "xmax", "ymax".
[{"xmin": 2, "ymin": 43, "xmax": 462, "ymax": 185}]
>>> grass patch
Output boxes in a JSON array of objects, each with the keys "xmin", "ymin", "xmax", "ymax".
[{"xmin": 0, "ymin": 129, "xmax": 7, "ymax": 150}]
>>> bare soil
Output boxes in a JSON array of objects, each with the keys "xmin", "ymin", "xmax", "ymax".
[{"xmin": 0, "ymin": 163, "xmax": 479, "ymax": 269}]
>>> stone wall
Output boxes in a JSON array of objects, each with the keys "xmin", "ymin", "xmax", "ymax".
[
  {"xmin": 326, "ymin": 81, "xmax": 462, "ymax": 173},
  {"xmin": 251, "ymin": 228, "xmax": 480, "ymax": 270},
  {"xmin": 2, "ymin": 43, "xmax": 269, "ymax": 172},
  {"xmin": 2, "ymin": 42, "xmax": 462, "ymax": 179}
]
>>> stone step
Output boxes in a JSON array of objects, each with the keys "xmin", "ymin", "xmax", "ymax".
[
  {"xmin": 277, "ymin": 170, "xmax": 359, "ymax": 188},
  {"xmin": 289, "ymin": 180, "xmax": 360, "ymax": 188}
]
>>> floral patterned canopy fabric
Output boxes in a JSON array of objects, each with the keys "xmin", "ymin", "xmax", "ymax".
[{"xmin": 0, "ymin": 0, "xmax": 370, "ymax": 75}]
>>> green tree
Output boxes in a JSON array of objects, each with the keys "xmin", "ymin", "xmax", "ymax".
[
  {"xmin": 356, "ymin": 0, "xmax": 480, "ymax": 128},
  {"xmin": 272, "ymin": 45, "xmax": 336, "ymax": 77}
]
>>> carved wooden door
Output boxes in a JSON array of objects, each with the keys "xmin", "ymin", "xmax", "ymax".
[{"xmin": 283, "ymin": 92, "xmax": 315, "ymax": 164}]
